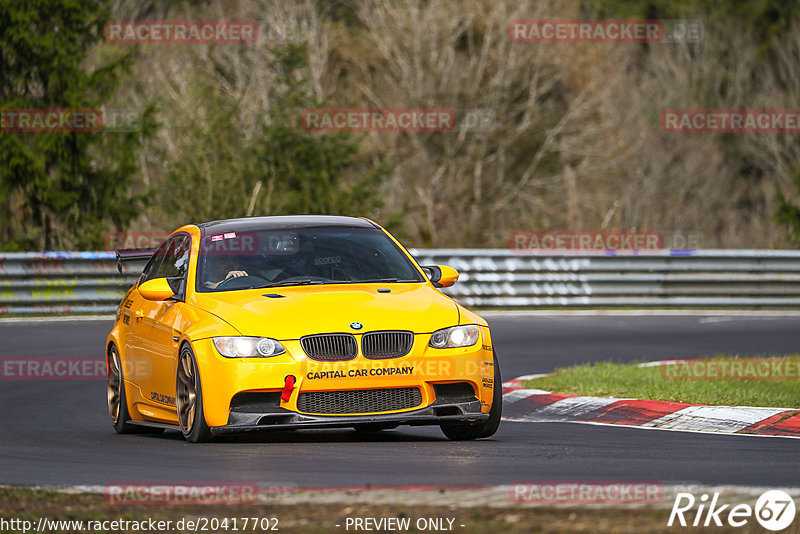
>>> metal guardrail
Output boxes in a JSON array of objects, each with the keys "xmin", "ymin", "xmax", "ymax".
[
  {"xmin": 0, "ymin": 252, "xmax": 142, "ymax": 315},
  {"xmin": 410, "ymin": 249, "xmax": 800, "ymax": 308},
  {"xmin": 2, "ymin": 250, "xmax": 800, "ymax": 315}
]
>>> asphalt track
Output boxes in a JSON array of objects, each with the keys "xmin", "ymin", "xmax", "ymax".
[{"xmin": 0, "ymin": 314, "xmax": 798, "ymax": 488}]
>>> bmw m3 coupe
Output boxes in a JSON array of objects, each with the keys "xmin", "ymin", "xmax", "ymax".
[{"xmin": 107, "ymin": 216, "xmax": 501, "ymax": 442}]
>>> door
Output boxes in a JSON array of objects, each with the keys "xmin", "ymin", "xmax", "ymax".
[
  {"xmin": 136, "ymin": 234, "xmax": 191, "ymax": 422},
  {"xmin": 123, "ymin": 240, "xmax": 168, "ymax": 417}
]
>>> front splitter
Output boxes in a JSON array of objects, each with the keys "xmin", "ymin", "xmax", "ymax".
[{"xmin": 210, "ymin": 401, "xmax": 487, "ymax": 435}]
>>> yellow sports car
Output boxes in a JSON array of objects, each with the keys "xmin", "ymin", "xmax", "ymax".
[{"xmin": 107, "ymin": 216, "xmax": 501, "ymax": 442}]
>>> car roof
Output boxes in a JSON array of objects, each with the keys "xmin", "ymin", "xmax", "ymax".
[{"xmin": 195, "ymin": 215, "xmax": 379, "ymax": 235}]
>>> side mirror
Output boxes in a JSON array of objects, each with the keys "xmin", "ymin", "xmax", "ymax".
[
  {"xmin": 423, "ymin": 265, "xmax": 459, "ymax": 288},
  {"xmin": 138, "ymin": 278, "xmax": 176, "ymax": 301}
]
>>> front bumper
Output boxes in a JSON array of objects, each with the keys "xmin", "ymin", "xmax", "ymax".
[
  {"xmin": 211, "ymin": 397, "xmax": 486, "ymax": 434},
  {"xmin": 193, "ymin": 327, "xmax": 496, "ymax": 428}
]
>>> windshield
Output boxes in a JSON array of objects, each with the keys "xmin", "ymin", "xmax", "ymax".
[{"xmin": 196, "ymin": 226, "xmax": 425, "ymax": 292}]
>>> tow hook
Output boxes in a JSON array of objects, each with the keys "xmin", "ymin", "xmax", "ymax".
[{"xmin": 281, "ymin": 375, "xmax": 296, "ymax": 402}]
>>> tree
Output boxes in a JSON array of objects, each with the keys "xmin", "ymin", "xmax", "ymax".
[
  {"xmin": 163, "ymin": 42, "xmax": 391, "ymax": 224},
  {"xmin": 247, "ymin": 43, "xmax": 391, "ymax": 217},
  {"xmin": 0, "ymin": 0, "xmax": 153, "ymax": 250},
  {"xmin": 775, "ymin": 175, "xmax": 800, "ymax": 246}
]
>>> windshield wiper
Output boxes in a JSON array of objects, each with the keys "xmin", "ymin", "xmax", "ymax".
[
  {"xmin": 339, "ymin": 278, "xmax": 420, "ymax": 284},
  {"xmin": 252, "ymin": 278, "xmax": 419, "ymax": 289},
  {"xmin": 251, "ymin": 279, "xmax": 326, "ymax": 289}
]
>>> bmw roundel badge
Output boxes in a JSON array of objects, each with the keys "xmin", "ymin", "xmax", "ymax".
[{"xmin": 350, "ymin": 322, "xmax": 363, "ymax": 330}]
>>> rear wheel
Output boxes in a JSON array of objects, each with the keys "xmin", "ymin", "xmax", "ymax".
[
  {"xmin": 176, "ymin": 345, "xmax": 213, "ymax": 443},
  {"xmin": 440, "ymin": 353, "xmax": 502, "ymax": 440},
  {"xmin": 107, "ymin": 345, "xmax": 162, "ymax": 434},
  {"xmin": 108, "ymin": 345, "xmax": 137, "ymax": 433}
]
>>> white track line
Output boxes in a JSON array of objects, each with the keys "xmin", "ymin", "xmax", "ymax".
[
  {"xmin": 509, "ymin": 396, "xmax": 626, "ymax": 422},
  {"xmin": 644, "ymin": 406, "xmax": 788, "ymax": 433}
]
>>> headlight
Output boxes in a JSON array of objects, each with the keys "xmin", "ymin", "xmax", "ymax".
[
  {"xmin": 213, "ymin": 337, "xmax": 286, "ymax": 358},
  {"xmin": 428, "ymin": 325, "xmax": 480, "ymax": 348}
]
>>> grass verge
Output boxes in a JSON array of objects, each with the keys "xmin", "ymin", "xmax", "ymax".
[
  {"xmin": 0, "ymin": 487, "xmax": 736, "ymax": 534},
  {"xmin": 522, "ymin": 357, "xmax": 800, "ymax": 408}
]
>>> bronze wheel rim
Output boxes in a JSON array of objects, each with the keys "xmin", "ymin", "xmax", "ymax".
[
  {"xmin": 176, "ymin": 351, "xmax": 196, "ymax": 433},
  {"xmin": 107, "ymin": 348, "xmax": 122, "ymax": 425}
]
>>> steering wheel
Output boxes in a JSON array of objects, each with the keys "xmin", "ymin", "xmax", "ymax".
[
  {"xmin": 330, "ymin": 266, "xmax": 352, "ymax": 282},
  {"xmin": 215, "ymin": 274, "xmax": 267, "ymax": 290}
]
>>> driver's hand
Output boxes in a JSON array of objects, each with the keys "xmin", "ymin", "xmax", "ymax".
[{"xmin": 224, "ymin": 270, "xmax": 248, "ymax": 280}]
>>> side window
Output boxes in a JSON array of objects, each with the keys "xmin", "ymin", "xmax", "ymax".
[
  {"xmin": 155, "ymin": 235, "xmax": 190, "ymax": 279},
  {"xmin": 141, "ymin": 240, "xmax": 169, "ymax": 283}
]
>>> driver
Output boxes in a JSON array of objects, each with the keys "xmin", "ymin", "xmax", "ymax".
[{"xmin": 204, "ymin": 260, "xmax": 248, "ymax": 289}]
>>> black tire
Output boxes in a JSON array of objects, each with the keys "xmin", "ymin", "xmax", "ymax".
[
  {"xmin": 440, "ymin": 352, "xmax": 502, "ymax": 440},
  {"xmin": 108, "ymin": 345, "xmax": 162, "ymax": 434},
  {"xmin": 176, "ymin": 344, "xmax": 213, "ymax": 443}
]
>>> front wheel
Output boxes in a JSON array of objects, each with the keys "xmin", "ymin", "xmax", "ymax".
[
  {"xmin": 176, "ymin": 345, "xmax": 213, "ymax": 443},
  {"xmin": 440, "ymin": 353, "xmax": 502, "ymax": 440}
]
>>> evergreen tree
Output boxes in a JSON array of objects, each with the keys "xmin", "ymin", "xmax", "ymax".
[{"xmin": 0, "ymin": 0, "xmax": 153, "ymax": 250}]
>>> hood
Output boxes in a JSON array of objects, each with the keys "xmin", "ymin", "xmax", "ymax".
[{"xmin": 191, "ymin": 283, "xmax": 460, "ymax": 339}]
